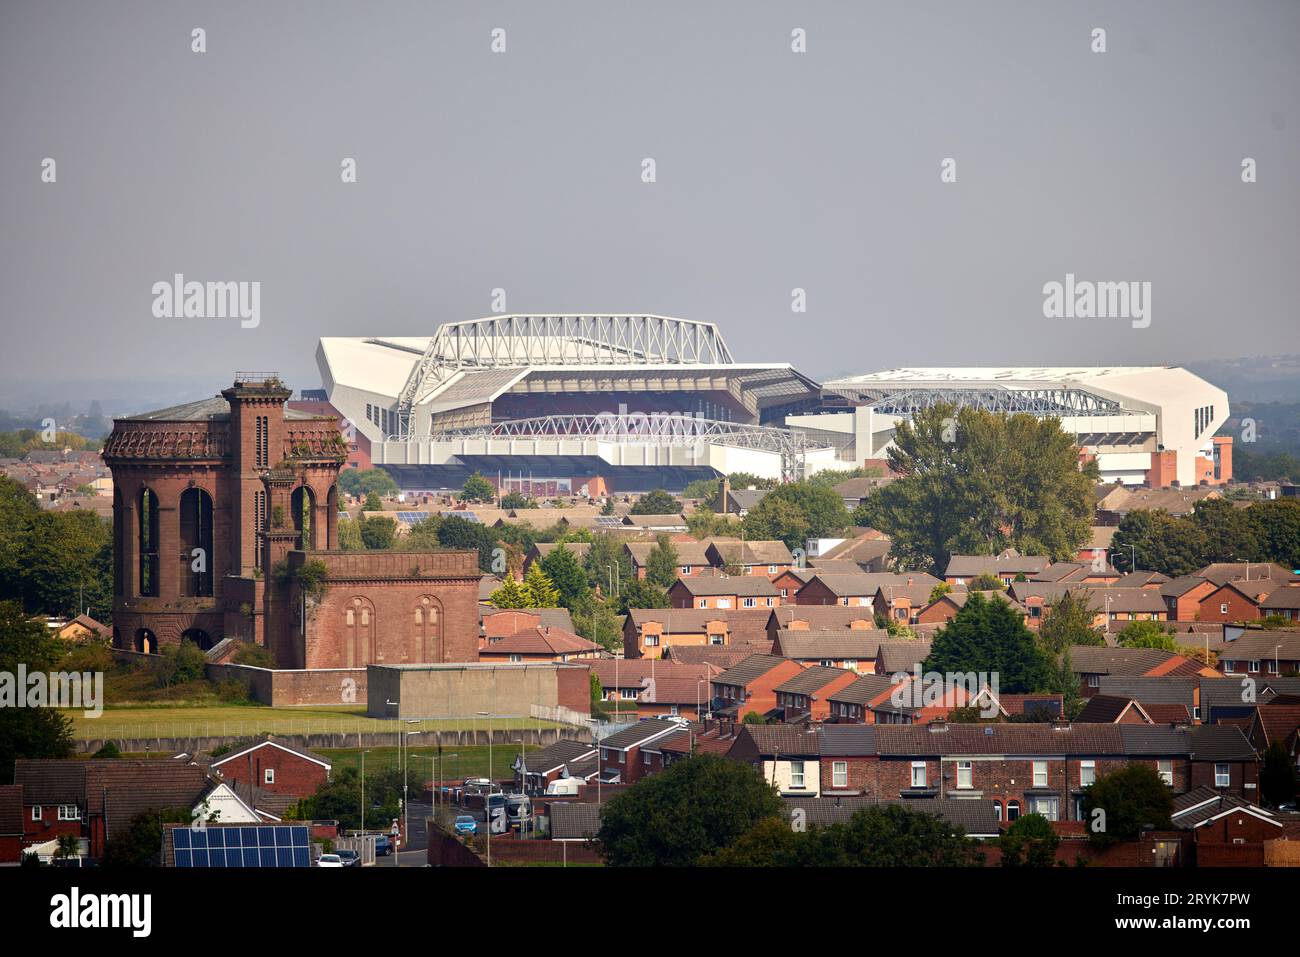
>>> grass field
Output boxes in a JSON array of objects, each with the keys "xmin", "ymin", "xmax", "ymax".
[
  {"xmin": 319, "ymin": 744, "xmax": 537, "ymax": 784},
  {"xmin": 67, "ymin": 704, "xmax": 565, "ymax": 741}
]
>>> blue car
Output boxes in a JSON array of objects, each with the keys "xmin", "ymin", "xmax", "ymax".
[
  {"xmin": 454, "ymin": 815, "xmax": 479, "ymax": 836},
  {"xmin": 374, "ymin": 835, "xmax": 392, "ymax": 856}
]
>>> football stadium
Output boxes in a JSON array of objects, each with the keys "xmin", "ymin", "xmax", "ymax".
[{"xmin": 316, "ymin": 317, "xmax": 1231, "ymax": 493}]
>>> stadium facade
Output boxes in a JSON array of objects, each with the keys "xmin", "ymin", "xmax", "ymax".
[
  {"xmin": 316, "ymin": 317, "xmax": 1232, "ymax": 492},
  {"xmin": 790, "ymin": 367, "xmax": 1231, "ymax": 488}
]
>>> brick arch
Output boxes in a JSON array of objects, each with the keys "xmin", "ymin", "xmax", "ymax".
[
  {"xmin": 344, "ymin": 597, "xmax": 375, "ymax": 666},
  {"xmin": 412, "ymin": 595, "xmax": 443, "ymax": 663}
]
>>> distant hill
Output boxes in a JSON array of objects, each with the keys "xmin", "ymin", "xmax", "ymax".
[{"xmin": 1185, "ymin": 355, "xmax": 1300, "ymax": 404}]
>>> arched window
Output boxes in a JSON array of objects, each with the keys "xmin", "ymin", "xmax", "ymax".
[
  {"xmin": 138, "ymin": 487, "xmax": 160, "ymax": 597},
  {"xmin": 1006, "ymin": 800, "xmax": 1020, "ymax": 822},
  {"xmin": 291, "ymin": 485, "xmax": 316, "ymax": 550},
  {"xmin": 113, "ymin": 488, "xmax": 125, "ymax": 597},
  {"xmin": 413, "ymin": 596, "xmax": 442, "ymax": 663},
  {"xmin": 181, "ymin": 627, "xmax": 215, "ymax": 651},
  {"xmin": 179, "ymin": 488, "xmax": 214, "ymax": 597},
  {"xmin": 344, "ymin": 598, "xmax": 374, "ymax": 666},
  {"xmin": 993, "ymin": 800, "xmax": 1003, "ymax": 822},
  {"xmin": 325, "ymin": 485, "xmax": 339, "ymax": 549},
  {"xmin": 135, "ymin": 628, "xmax": 156, "ymax": 654}
]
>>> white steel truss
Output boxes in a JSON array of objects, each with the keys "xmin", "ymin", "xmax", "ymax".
[{"xmin": 389, "ymin": 315, "xmax": 735, "ymax": 435}]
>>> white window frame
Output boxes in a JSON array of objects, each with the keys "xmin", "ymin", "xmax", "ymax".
[
  {"xmin": 1157, "ymin": 760, "xmax": 1174, "ymax": 786},
  {"xmin": 1033, "ymin": 761, "xmax": 1048, "ymax": 788},
  {"xmin": 1079, "ymin": 760, "xmax": 1095, "ymax": 787},
  {"xmin": 790, "ymin": 761, "xmax": 806, "ymax": 789},
  {"xmin": 832, "ymin": 761, "xmax": 847, "ymax": 788},
  {"xmin": 956, "ymin": 760, "xmax": 973, "ymax": 789},
  {"xmin": 264, "ymin": 768, "xmax": 275, "ymax": 785},
  {"xmin": 911, "ymin": 761, "xmax": 927, "ymax": 788},
  {"xmin": 58, "ymin": 804, "xmax": 80, "ymax": 821},
  {"xmin": 1215, "ymin": 763, "xmax": 1230, "ymax": 787},
  {"xmin": 743, "ymin": 597, "xmax": 756, "ymax": 608},
  {"xmin": 31, "ymin": 805, "xmax": 42, "ymax": 821}
]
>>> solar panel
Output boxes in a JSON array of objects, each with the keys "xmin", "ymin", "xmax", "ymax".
[
  {"xmin": 595, "ymin": 515, "xmax": 624, "ymax": 528},
  {"xmin": 395, "ymin": 511, "xmax": 432, "ymax": 525},
  {"xmin": 172, "ymin": 824, "xmax": 310, "ymax": 868},
  {"xmin": 441, "ymin": 511, "xmax": 480, "ymax": 523}
]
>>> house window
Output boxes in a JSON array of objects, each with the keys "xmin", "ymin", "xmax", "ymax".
[
  {"xmin": 833, "ymin": 761, "xmax": 848, "ymax": 788},
  {"xmin": 1215, "ymin": 763, "xmax": 1230, "ymax": 788},
  {"xmin": 790, "ymin": 761, "xmax": 806, "ymax": 789},
  {"xmin": 698, "ymin": 599, "xmax": 707, "ymax": 609},
  {"xmin": 716, "ymin": 599, "xmax": 731, "ymax": 609},
  {"xmin": 642, "ymin": 751, "xmax": 651, "ymax": 765},
  {"xmin": 1268, "ymin": 660, "xmax": 1279, "ymax": 675},
  {"xmin": 618, "ymin": 751, "xmax": 625, "ymax": 764},
  {"xmin": 768, "ymin": 565, "xmax": 778, "ymax": 574},
  {"xmin": 1033, "ymin": 761, "xmax": 1048, "ymax": 787},
  {"xmin": 844, "ymin": 659, "xmax": 857, "ymax": 670},
  {"xmin": 264, "ymin": 769, "xmax": 275, "ymax": 785},
  {"xmin": 58, "ymin": 805, "xmax": 80, "ymax": 821},
  {"xmin": 1006, "ymin": 801, "xmax": 1020, "ymax": 822},
  {"xmin": 780, "ymin": 588, "xmax": 788, "ymax": 598},
  {"xmin": 709, "ymin": 634, "xmax": 723, "ymax": 645},
  {"xmin": 644, "ymin": 634, "xmax": 659, "ymax": 646},
  {"xmin": 993, "ymin": 801, "xmax": 1003, "ymax": 822},
  {"xmin": 819, "ymin": 659, "xmax": 833, "ymax": 668},
  {"xmin": 1080, "ymin": 760, "xmax": 1095, "ymax": 787},
  {"xmin": 1248, "ymin": 660, "xmax": 1260, "ymax": 673},
  {"xmin": 31, "ymin": 806, "xmax": 42, "ymax": 821},
  {"xmin": 1220, "ymin": 603, "xmax": 1229, "ymax": 615},
  {"xmin": 911, "ymin": 761, "xmax": 927, "ymax": 788},
  {"xmin": 1028, "ymin": 796, "xmax": 1059, "ymax": 821},
  {"xmin": 743, "ymin": 598, "xmax": 756, "ymax": 608},
  {"xmin": 1030, "ymin": 606, "xmax": 1042, "ymax": 618},
  {"xmin": 509, "ymin": 654, "xmax": 522, "ymax": 663},
  {"xmin": 766, "ymin": 598, "xmax": 774, "ymax": 607},
  {"xmin": 680, "ymin": 565, "xmax": 691, "ymax": 575},
  {"xmin": 1157, "ymin": 760, "xmax": 1174, "ymax": 786},
  {"xmin": 1087, "ymin": 674, "xmax": 1100, "ymax": 688},
  {"xmin": 956, "ymin": 761, "xmax": 973, "ymax": 789}
]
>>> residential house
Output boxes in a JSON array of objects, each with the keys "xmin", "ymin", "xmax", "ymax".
[
  {"xmin": 479, "ymin": 626, "xmax": 602, "ymax": 663},
  {"xmin": 943, "ymin": 553, "xmax": 1051, "ymax": 585},
  {"xmin": 621, "ymin": 513, "xmax": 688, "ymax": 533},
  {"xmin": 1200, "ymin": 578, "xmax": 1300, "ymax": 623},
  {"xmin": 622, "ymin": 607, "xmax": 774, "ymax": 659},
  {"xmin": 0, "ymin": 785, "xmax": 23, "ymax": 863},
  {"xmin": 207, "ymin": 738, "xmax": 333, "ymax": 799},
  {"xmin": 1245, "ymin": 703, "xmax": 1300, "ymax": 769},
  {"xmin": 826, "ymin": 674, "xmax": 898, "ymax": 724},
  {"xmin": 773, "ymin": 666, "xmax": 861, "ymax": 722},
  {"xmin": 710, "ymin": 653, "xmax": 806, "ymax": 720},
  {"xmin": 730, "ymin": 725, "xmax": 824, "ymax": 797},
  {"xmin": 1216, "ymin": 631, "xmax": 1300, "ymax": 679},
  {"xmin": 704, "ymin": 539, "xmax": 794, "ymax": 576},
  {"xmin": 770, "ymin": 629, "xmax": 888, "ymax": 670},
  {"xmin": 1069, "ymin": 645, "xmax": 1213, "ymax": 697},
  {"xmin": 480, "ymin": 608, "xmax": 575, "ymax": 649},
  {"xmin": 772, "ymin": 604, "xmax": 882, "ymax": 632},
  {"xmin": 523, "ymin": 541, "xmax": 593, "ymax": 575},
  {"xmin": 588, "ymin": 658, "xmax": 713, "ymax": 711},
  {"xmin": 667, "ymin": 575, "xmax": 780, "ymax": 610},
  {"xmin": 596, "ymin": 720, "xmax": 684, "ymax": 785},
  {"xmin": 513, "ymin": 739, "xmax": 599, "ymax": 795},
  {"xmin": 624, "ymin": 539, "xmax": 710, "ymax": 580},
  {"xmin": 794, "ymin": 573, "xmax": 884, "ymax": 607},
  {"xmin": 1162, "ymin": 576, "xmax": 1219, "ymax": 621}
]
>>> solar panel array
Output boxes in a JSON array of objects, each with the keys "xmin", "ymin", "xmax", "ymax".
[
  {"xmin": 594, "ymin": 515, "xmax": 625, "ymax": 528},
  {"xmin": 395, "ymin": 511, "xmax": 432, "ymax": 525},
  {"xmin": 173, "ymin": 825, "xmax": 311, "ymax": 868},
  {"xmin": 441, "ymin": 510, "xmax": 480, "ymax": 523}
]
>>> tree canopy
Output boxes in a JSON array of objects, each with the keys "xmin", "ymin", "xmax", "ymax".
[
  {"xmin": 860, "ymin": 404, "xmax": 1098, "ymax": 572},
  {"xmin": 1080, "ymin": 763, "xmax": 1174, "ymax": 846},
  {"xmin": 923, "ymin": 591, "xmax": 1053, "ymax": 694},
  {"xmin": 741, "ymin": 480, "xmax": 849, "ymax": 551},
  {"xmin": 630, "ymin": 489, "xmax": 682, "ymax": 515},
  {"xmin": 597, "ymin": 754, "xmax": 783, "ymax": 866},
  {"xmin": 460, "ymin": 472, "xmax": 497, "ymax": 504}
]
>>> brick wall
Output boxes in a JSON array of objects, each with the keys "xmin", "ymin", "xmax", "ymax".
[{"xmin": 211, "ymin": 743, "xmax": 329, "ymax": 798}]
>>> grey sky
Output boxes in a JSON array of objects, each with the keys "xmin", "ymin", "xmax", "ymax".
[{"xmin": 2, "ymin": 1, "xmax": 1298, "ymax": 411}]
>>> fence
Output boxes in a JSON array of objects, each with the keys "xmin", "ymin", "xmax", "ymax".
[
  {"xmin": 76, "ymin": 722, "xmax": 587, "ymax": 755},
  {"xmin": 529, "ymin": 703, "xmax": 595, "ymax": 728}
]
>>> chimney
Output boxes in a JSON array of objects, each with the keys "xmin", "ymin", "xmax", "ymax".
[
  {"xmin": 927, "ymin": 718, "xmax": 948, "ymax": 733},
  {"xmin": 1052, "ymin": 718, "xmax": 1072, "ymax": 731}
]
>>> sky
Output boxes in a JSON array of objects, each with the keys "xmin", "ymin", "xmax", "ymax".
[{"xmin": 2, "ymin": 1, "xmax": 1298, "ymax": 412}]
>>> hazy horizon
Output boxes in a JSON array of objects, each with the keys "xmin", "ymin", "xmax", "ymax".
[{"xmin": 3, "ymin": 1, "xmax": 1298, "ymax": 410}]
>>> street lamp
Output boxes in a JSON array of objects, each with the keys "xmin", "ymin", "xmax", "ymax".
[
  {"xmin": 359, "ymin": 748, "xmax": 371, "ymax": 833},
  {"xmin": 400, "ymin": 725, "xmax": 420, "ymax": 866},
  {"xmin": 586, "ymin": 717, "xmax": 603, "ymax": 807},
  {"xmin": 477, "ymin": 711, "xmax": 494, "ymax": 867}
]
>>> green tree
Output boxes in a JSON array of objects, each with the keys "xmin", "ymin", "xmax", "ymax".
[
  {"xmin": 1115, "ymin": 619, "xmax": 1176, "ymax": 650},
  {"xmin": 582, "ymin": 533, "xmax": 633, "ymax": 596},
  {"xmin": 1111, "ymin": 509, "xmax": 1207, "ymax": 576},
  {"xmin": 928, "ymin": 582, "xmax": 953, "ymax": 604},
  {"xmin": 631, "ymin": 489, "xmax": 682, "ymax": 515},
  {"xmin": 861, "ymin": 404, "xmax": 1097, "ymax": 572},
  {"xmin": 486, "ymin": 577, "xmax": 525, "ymax": 609},
  {"xmin": 572, "ymin": 598, "xmax": 622, "ymax": 652},
  {"xmin": 967, "ymin": 573, "xmax": 1006, "ymax": 592},
  {"xmin": 1037, "ymin": 589, "xmax": 1102, "ymax": 653},
  {"xmin": 461, "ymin": 472, "xmax": 497, "ymax": 504},
  {"xmin": 23, "ymin": 509, "xmax": 113, "ymax": 619},
  {"xmin": 0, "ymin": 476, "xmax": 40, "ymax": 604},
  {"xmin": 0, "ymin": 601, "xmax": 75, "ymax": 782},
  {"xmin": 500, "ymin": 491, "xmax": 535, "ymax": 509},
  {"xmin": 102, "ymin": 806, "xmax": 195, "ymax": 868},
  {"xmin": 597, "ymin": 754, "xmax": 783, "ymax": 866},
  {"xmin": 359, "ymin": 515, "xmax": 397, "ymax": 550},
  {"xmin": 539, "ymin": 545, "xmax": 591, "ymax": 610},
  {"xmin": 1080, "ymin": 763, "xmax": 1174, "ymax": 846},
  {"xmin": 337, "ymin": 467, "xmax": 398, "ymax": 499},
  {"xmin": 1260, "ymin": 739, "xmax": 1299, "ymax": 808},
  {"xmin": 924, "ymin": 591, "xmax": 1053, "ymax": 693},
  {"xmin": 743, "ymin": 481, "xmax": 849, "ymax": 550},
  {"xmin": 337, "ymin": 516, "xmax": 364, "ymax": 551},
  {"xmin": 522, "ymin": 564, "xmax": 560, "ymax": 608},
  {"xmin": 1189, "ymin": 498, "xmax": 1259, "ymax": 564},
  {"xmin": 644, "ymin": 534, "xmax": 679, "ymax": 589},
  {"xmin": 1249, "ymin": 498, "xmax": 1300, "ymax": 570},
  {"xmin": 153, "ymin": 639, "xmax": 208, "ymax": 688},
  {"xmin": 617, "ymin": 577, "xmax": 669, "ymax": 614},
  {"xmin": 362, "ymin": 491, "xmax": 383, "ymax": 512},
  {"xmin": 998, "ymin": 813, "xmax": 1059, "ymax": 867}
]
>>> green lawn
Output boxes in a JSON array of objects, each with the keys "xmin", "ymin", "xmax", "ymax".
[
  {"xmin": 320, "ymin": 744, "xmax": 537, "ymax": 785},
  {"xmin": 66, "ymin": 704, "xmax": 564, "ymax": 742}
]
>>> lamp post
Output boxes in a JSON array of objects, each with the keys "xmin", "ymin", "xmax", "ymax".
[
  {"xmin": 359, "ymin": 749, "xmax": 371, "ymax": 834},
  {"xmin": 586, "ymin": 717, "xmax": 602, "ymax": 807},
  {"xmin": 476, "ymin": 711, "xmax": 493, "ymax": 866}
]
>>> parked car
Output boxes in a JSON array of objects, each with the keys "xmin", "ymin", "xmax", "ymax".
[
  {"xmin": 453, "ymin": 815, "xmax": 478, "ymax": 836},
  {"xmin": 374, "ymin": 835, "xmax": 392, "ymax": 856},
  {"xmin": 336, "ymin": 849, "xmax": 361, "ymax": 868},
  {"xmin": 316, "ymin": 854, "xmax": 345, "ymax": 868}
]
